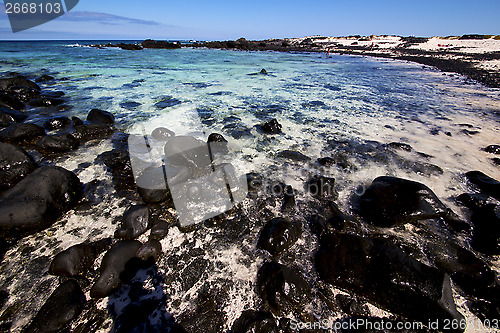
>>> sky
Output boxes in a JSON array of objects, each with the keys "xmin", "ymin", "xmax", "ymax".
[{"xmin": 0, "ymin": 0, "xmax": 499, "ymax": 40}]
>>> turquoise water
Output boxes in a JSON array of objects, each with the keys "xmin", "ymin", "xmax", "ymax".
[{"xmin": 1, "ymin": 41, "xmax": 500, "ymax": 331}]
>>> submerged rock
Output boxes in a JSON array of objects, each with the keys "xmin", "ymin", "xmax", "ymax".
[
  {"xmin": 0, "ymin": 166, "xmax": 82, "ymax": 238},
  {"xmin": 315, "ymin": 233, "xmax": 464, "ymax": 326},
  {"xmin": 0, "ymin": 123, "xmax": 45, "ymax": 143},
  {"xmin": 24, "ymin": 279, "xmax": 85, "ymax": 333},
  {"xmin": 115, "ymin": 205, "xmax": 150, "ymax": 239},
  {"xmin": 259, "ymin": 118, "xmax": 282, "ymax": 134},
  {"xmin": 465, "ymin": 171, "xmax": 500, "ymax": 201},
  {"xmin": 90, "ymin": 240, "xmax": 142, "ymax": 298},
  {"xmin": 257, "ymin": 217, "xmax": 302, "ymax": 256},
  {"xmin": 257, "ymin": 261, "xmax": 312, "ymax": 316},
  {"xmin": 0, "ymin": 143, "xmax": 37, "ymax": 190},
  {"xmin": 49, "ymin": 238, "xmax": 112, "ymax": 277},
  {"xmin": 359, "ymin": 176, "xmax": 453, "ymax": 227},
  {"xmin": 275, "ymin": 150, "xmax": 311, "ymax": 162},
  {"xmin": 35, "ymin": 74, "xmax": 55, "ymax": 83},
  {"xmin": 36, "ymin": 134, "xmax": 80, "ymax": 153},
  {"xmin": 87, "ymin": 108, "xmax": 115, "ymax": 125}
]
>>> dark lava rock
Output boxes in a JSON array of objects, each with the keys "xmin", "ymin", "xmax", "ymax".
[
  {"xmin": 470, "ymin": 204, "xmax": 500, "ymax": 255},
  {"xmin": 141, "ymin": 39, "xmax": 181, "ymax": 49},
  {"xmin": 260, "ymin": 118, "xmax": 282, "ymax": 134},
  {"xmin": 0, "ymin": 143, "xmax": 37, "ymax": 190},
  {"xmin": 257, "ymin": 261, "xmax": 312, "ymax": 316},
  {"xmin": 275, "ymin": 150, "xmax": 311, "ymax": 162},
  {"xmin": 72, "ymin": 116, "xmax": 83, "ymax": 127},
  {"xmin": 90, "ymin": 240, "xmax": 142, "ymax": 298},
  {"xmin": 281, "ymin": 185, "xmax": 296, "ymax": 212},
  {"xmin": 150, "ymin": 220, "xmax": 170, "ymax": 240},
  {"xmin": 97, "ymin": 148, "xmax": 137, "ymax": 198},
  {"xmin": 0, "ymin": 107, "xmax": 28, "ymax": 124},
  {"xmin": 385, "ymin": 142, "xmax": 413, "ymax": 152},
  {"xmin": 305, "ymin": 175, "xmax": 338, "ymax": 199},
  {"xmin": 35, "ymin": 74, "xmax": 55, "ymax": 83},
  {"xmin": 465, "ymin": 171, "xmax": 500, "ymax": 201},
  {"xmin": 151, "ymin": 127, "xmax": 175, "ymax": 140},
  {"xmin": 136, "ymin": 239, "xmax": 162, "ymax": 262},
  {"xmin": 87, "ymin": 108, "xmax": 115, "ymax": 125},
  {"xmin": 0, "ymin": 123, "xmax": 45, "ymax": 143},
  {"xmin": 484, "ymin": 145, "xmax": 500, "ymax": 154},
  {"xmin": 164, "ymin": 136, "xmax": 211, "ymax": 170},
  {"xmin": 115, "ymin": 205, "xmax": 150, "ymax": 239},
  {"xmin": 72, "ymin": 124, "xmax": 114, "ymax": 142},
  {"xmin": 317, "ymin": 153, "xmax": 352, "ymax": 170},
  {"xmin": 36, "ymin": 134, "xmax": 80, "ymax": 153},
  {"xmin": 8, "ymin": 86, "xmax": 40, "ymax": 103},
  {"xmin": 43, "ymin": 116, "xmax": 71, "ymax": 130},
  {"xmin": 207, "ymin": 133, "xmax": 229, "ymax": 156},
  {"xmin": 335, "ymin": 294, "xmax": 370, "ymax": 316},
  {"xmin": 230, "ymin": 310, "xmax": 278, "ymax": 333},
  {"xmin": 0, "ymin": 166, "xmax": 82, "ymax": 238},
  {"xmin": 246, "ymin": 172, "xmax": 263, "ymax": 198},
  {"xmin": 181, "ymin": 257, "xmax": 208, "ymax": 291},
  {"xmin": 308, "ymin": 201, "xmax": 347, "ymax": 237},
  {"xmin": 28, "ymin": 97, "xmax": 64, "ymax": 107},
  {"xmin": 315, "ymin": 233, "xmax": 464, "ymax": 325},
  {"xmin": 49, "ymin": 238, "xmax": 112, "ymax": 277},
  {"xmin": 154, "ymin": 97, "xmax": 182, "ymax": 109},
  {"xmin": 359, "ymin": 176, "xmax": 453, "ymax": 227},
  {"xmin": 24, "ymin": 279, "xmax": 85, "ymax": 333},
  {"xmin": 120, "ymin": 101, "xmax": 142, "ymax": 109},
  {"xmin": 0, "ymin": 76, "xmax": 40, "ymax": 91},
  {"xmin": 257, "ymin": 217, "xmax": 302, "ymax": 256},
  {"xmin": 0, "ymin": 91, "xmax": 25, "ymax": 110},
  {"xmin": 492, "ymin": 157, "xmax": 500, "ymax": 166}
]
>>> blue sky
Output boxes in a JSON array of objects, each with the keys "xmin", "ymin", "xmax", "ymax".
[{"xmin": 0, "ymin": 0, "xmax": 499, "ymax": 40}]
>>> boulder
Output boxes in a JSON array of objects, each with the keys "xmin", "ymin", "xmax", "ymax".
[
  {"xmin": 24, "ymin": 280, "xmax": 85, "ymax": 333},
  {"xmin": 256, "ymin": 261, "xmax": 312, "ymax": 316},
  {"xmin": 275, "ymin": 150, "xmax": 311, "ymax": 162},
  {"xmin": 28, "ymin": 97, "xmax": 64, "ymax": 107},
  {"xmin": 305, "ymin": 175, "xmax": 338, "ymax": 199},
  {"xmin": 315, "ymin": 233, "xmax": 464, "ymax": 326},
  {"xmin": 49, "ymin": 238, "xmax": 112, "ymax": 277},
  {"xmin": 0, "ymin": 107, "xmax": 28, "ymax": 124},
  {"xmin": 87, "ymin": 108, "xmax": 115, "ymax": 125},
  {"xmin": 90, "ymin": 240, "xmax": 142, "ymax": 298},
  {"xmin": 359, "ymin": 176, "xmax": 453, "ymax": 227},
  {"xmin": 164, "ymin": 136, "xmax": 211, "ymax": 170},
  {"xmin": 0, "ymin": 91, "xmax": 25, "ymax": 110},
  {"xmin": 257, "ymin": 217, "xmax": 301, "ymax": 256},
  {"xmin": 465, "ymin": 171, "xmax": 500, "ymax": 201},
  {"xmin": 0, "ymin": 166, "xmax": 83, "ymax": 238},
  {"xmin": 151, "ymin": 127, "xmax": 174, "ymax": 140},
  {"xmin": 0, "ymin": 123, "xmax": 45, "ymax": 143},
  {"xmin": 114, "ymin": 205, "xmax": 150, "ymax": 239},
  {"xmin": 136, "ymin": 239, "xmax": 162, "ymax": 262},
  {"xmin": 259, "ymin": 118, "xmax": 282, "ymax": 134},
  {"xmin": 0, "ymin": 76, "xmax": 40, "ymax": 91},
  {"xmin": 150, "ymin": 220, "xmax": 170, "ymax": 240},
  {"xmin": 72, "ymin": 124, "xmax": 114, "ymax": 142},
  {"xmin": 36, "ymin": 134, "xmax": 79, "ymax": 153},
  {"xmin": 8, "ymin": 86, "xmax": 40, "ymax": 103},
  {"xmin": 0, "ymin": 143, "xmax": 37, "ymax": 190},
  {"xmin": 35, "ymin": 74, "xmax": 55, "ymax": 83},
  {"xmin": 43, "ymin": 116, "xmax": 71, "ymax": 130}
]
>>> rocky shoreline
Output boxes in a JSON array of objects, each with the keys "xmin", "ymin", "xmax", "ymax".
[{"xmin": 0, "ymin": 62, "xmax": 499, "ymax": 332}]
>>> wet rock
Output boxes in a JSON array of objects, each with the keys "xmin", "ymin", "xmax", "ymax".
[
  {"xmin": 308, "ymin": 201, "xmax": 347, "ymax": 237},
  {"xmin": 0, "ymin": 143, "xmax": 37, "ymax": 190},
  {"xmin": 385, "ymin": 142, "xmax": 413, "ymax": 151},
  {"xmin": 335, "ymin": 295, "xmax": 370, "ymax": 316},
  {"xmin": 0, "ymin": 166, "xmax": 83, "ymax": 238},
  {"xmin": 36, "ymin": 134, "xmax": 80, "ymax": 153},
  {"xmin": 207, "ymin": 133, "xmax": 229, "ymax": 156},
  {"xmin": 115, "ymin": 205, "xmax": 150, "ymax": 239},
  {"xmin": 87, "ymin": 108, "xmax": 115, "ymax": 125},
  {"xmin": 151, "ymin": 127, "xmax": 175, "ymax": 140},
  {"xmin": 181, "ymin": 257, "xmax": 208, "ymax": 291},
  {"xmin": 230, "ymin": 310, "xmax": 278, "ymax": 333},
  {"xmin": 470, "ymin": 204, "xmax": 500, "ymax": 255},
  {"xmin": 275, "ymin": 150, "xmax": 311, "ymax": 162},
  {"xmin": 305, "ymin": 175, "xmax": 338, "ymax": 200},
  {"xmin": 493, "ymin": 157, "xmax": 500, "ymax": 166},
  {"xmin": 0, "ymin": 76, "xmax": 40, "ymax": 91},
  {"xmin": 359, "ymin": 176, "xmax": 454, "ymax": 227},
  {"xmin": 246, "ymin": 172, "xmax": 263, "ymax": 198},
  {"xmin": 257, "ymin": 261, "xmax": 312, "ymax": 316},
  {"xmin": 9, "ymin": 86, "xmax": 40, "ymax": 103},
  {"xmin": 257, "ymin": 217, "xmax": 302, "ymax": 256},
  {"xmin": 317, "ymin": 153, "xmax": 352, "ymax": 170},
  {"xmin": 465, "ymin": 171, "xmax": 500, "ymax": 200},
  {"xmin": 154, "ymin": 96, "xmax": 182, "ymax": 109},
  {"xmin": 150, "ymin": 220, "xmax": 170, "ymax": 240},
  {"xmin": 136, "ymin": 239, "xmax": 162, "ymax": 262},
  {"xmin": 35, "ymin": 74, "xmax": 55, "ymax": 82},
  {"xmin": 315, "ymin": 233, "xmax": 464, "ymax": 325},
  {"xmin": 120, "ymin": 101, "xmax": 142, "ymax": 109},
  {"xmin": 0, "ymin": 107, "xmax": 28, "ymax": 124},
  {"xmin": 49, "ymin": 238, "xmax": 112, "ymax": 277},
  {"xmin": 97, "ymin": 148, "xmax": 137, "ymax": 198},
  {"xmin": 281, "ymin": 185, "xmax": 296, "ymax": 212},
  {"xmin": 484, "ymin": 145, "xmax": 500, "ymax": 154},
  {"xmin": 0, "ymin": 123, "xmax": 45, "ymax": 143},
  {"xmin": 43, "ymin": 116, "xmax": 71, "ymax": 130},
  {"xmin": 0, "ymin": 91, "xmax": 25, "ymax": 110},
  {"xmin": 260, "ymin": 118, "xmax": 282, "ymax": 134},
  {"xmin": 28, "ymin": 96, "xmax": 64, "ymax": 107},
  {"xmin": 71, "ymin": 116, "xmax": 83, "ymax": 127},
  {"xmin": 72, "ymin": 124, "xmax": 114, "ymax": 142},
  {"xmin": 164, "ymin": 136, "xmax": 211, "ymax": 170},
  {"xmin": 24, "ymin": 279, "xmax": 85, "ymax": 333},
  {"xmin": 90, "ymin": 240, "xmax": 142, "ymax": 298}
]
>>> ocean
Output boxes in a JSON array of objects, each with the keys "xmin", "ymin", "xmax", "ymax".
[{"xmin": 0, "ymin": 40, "xmax": 499, "ymax": 332}]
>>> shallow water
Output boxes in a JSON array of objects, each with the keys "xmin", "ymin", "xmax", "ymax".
[{"xmin": 0, "ymin": 41, "xmax": 499, "ymax": 332}]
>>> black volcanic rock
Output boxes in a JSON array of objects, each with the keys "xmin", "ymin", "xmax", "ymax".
[
  {"xmin": 115, "ymin": 205, "xmax": 150, "ymax": 240},
  {"xmin": 465, "ymin": 171, "xmax": 500, "ymax": 201},
  {"xmin": 257, "ymin": 217, "xmax": 301, "ymax": 256},
  {"xmin": 315, "ymin": 233, "xmax": 464, "ymax": 326},
  {"xmin": 0, "ymin": 143, "xmax": 37, "ymax": 190},
  {"xmin": 259, "ymin": 118, "xmax": 282, "ymax": 134},
  {"xmin": 0, "ymin": 76, "xmax": 40, "ymax": 91},
  {"xmin": 87, "ymin": 108, "xmax": 115, "ymax": 125},
  {"xmin": 72, "ymin": 124, "xmax": 114, "ymax": 142},
  {"xmin": 0, "ymin": 123, "xmax": 45, "ymax": 143},
  {"xmin": 0, "ymin": 166, "xmax": 82, "ymax": 238},
  {"xmin": 0, "ymin": 91, "xmax": 25, "ymax": 110},
  {"xmin": 36, "ymin": 134, "xmax": 80, "ymax": 153},
  {"xmin": 141, "ymin": 39, "xmax": 181, "ymax": 49},
  {"xmin": 230, "ymin": 310, "xmax": 278, "ymax": 333},
  {"xmin": 43, "ymin": 116, "xmax": 71, "ymax": 130},
  {"xmin": 484, "ymin": 145, "xmax": 500, "ymax": 154}
]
